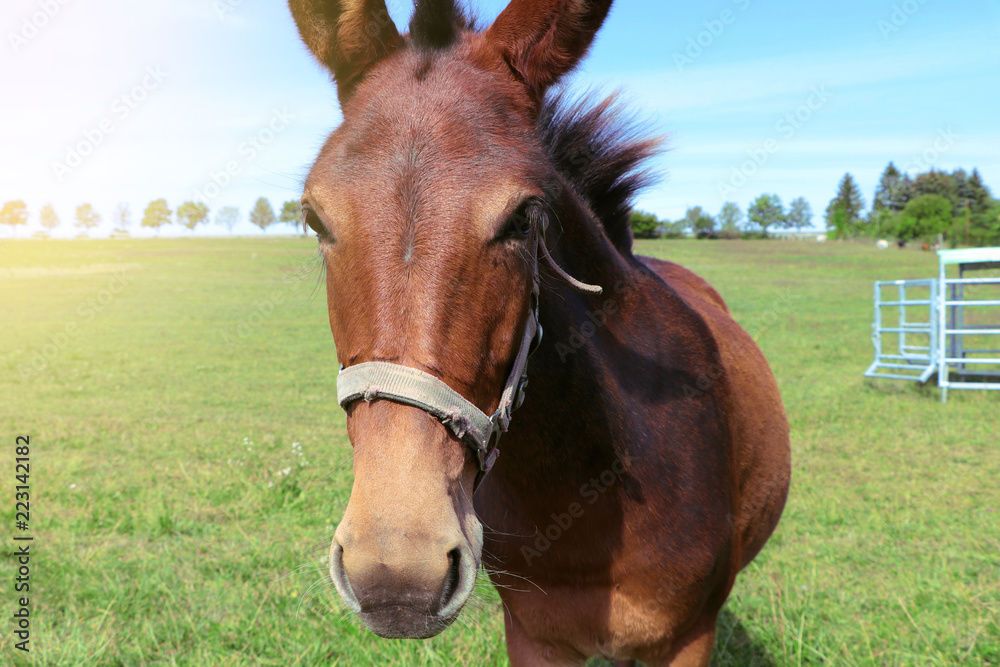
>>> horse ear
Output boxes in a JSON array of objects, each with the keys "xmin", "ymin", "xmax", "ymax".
[
  {"xmin": 484, "ymin": 0, "xmax": 613, "ymax": 99},
  {"xmin": 288, "ymin": 0, "xmax": 401, "ymax": 104}
]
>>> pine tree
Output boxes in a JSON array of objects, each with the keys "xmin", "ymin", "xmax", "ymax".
[
  {"xmin": 873, "ymin": 163, "xmax": 909, "ymax": 213},
  {"xmin": 967, "ymin": 169, "xmax": 992, "ymax": 214},
  {"xmin": 951, "ymin": 169, "xmax": 973, "ymax": 218},
  {"xmin": 896, "ymin": 174, "xmax": 915, "ymax": 212},
  {"xmin": 825, "ymin": 174, "xmax": 865, "ymax": 237}
]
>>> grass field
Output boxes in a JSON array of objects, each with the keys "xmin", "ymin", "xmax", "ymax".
[{"xmin": 1, "ymin": 237, "xmax": 997, "ymax": 666}]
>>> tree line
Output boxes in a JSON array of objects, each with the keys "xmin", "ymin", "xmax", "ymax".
[
  {"xmin": 630, "ymin": 193, "xmax": 814, "ymax": 240},
  {"xmin": 0, "ymin": 198, "xmax": 304, "ymax": 236},
  {"xmin": 825, "ymin": 165, "xmax": 999, "ymax": 246}
]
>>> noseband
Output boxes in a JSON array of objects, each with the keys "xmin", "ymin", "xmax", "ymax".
[{"xmin": 336, "ymin": 221, "xmax": 602, "ymax": 491}]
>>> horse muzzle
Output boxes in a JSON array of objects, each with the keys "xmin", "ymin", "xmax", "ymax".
[{"xmin": 330, "ymin": 519, "xmax": 480, "ymax": 638}]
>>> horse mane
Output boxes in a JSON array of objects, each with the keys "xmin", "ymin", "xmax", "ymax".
[
  {"xmin": 410, "ymin": 0, "xmax": 467, "ymax": 49},
  {"xmin": 409, "ymin": 2, "xmax": 661, "ymax": 255},
  {"xmin": 538, "ymin": 92, "xmax": 663, "ymax": 255}
]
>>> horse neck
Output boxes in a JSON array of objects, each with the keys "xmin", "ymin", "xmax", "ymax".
[
  {"xmin": 541, "ymin": 179, "xmax": 633, "ymax": 302},
  {"xmin": 499, "ymin": 182, "xmax": 641, "ymax": 485}
]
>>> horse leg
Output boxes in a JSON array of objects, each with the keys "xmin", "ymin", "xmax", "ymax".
[
  {"xmin": 646, "ymin": 613, "xmax": 717, "ymax": 667},
  {"xmin": 504, "ymin": 612, "xmax": 588, "ymax": 666}
]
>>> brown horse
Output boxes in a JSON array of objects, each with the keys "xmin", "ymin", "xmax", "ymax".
[{"xmin": 287, "ymin": 0, "xmax": 790, "ymax": 664}]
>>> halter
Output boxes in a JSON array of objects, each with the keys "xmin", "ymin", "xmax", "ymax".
[{"xmin": 336, "ymin": 220, "xmax": 602, "ymax": 491}]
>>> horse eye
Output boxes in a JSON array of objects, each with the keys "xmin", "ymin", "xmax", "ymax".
[
  {"xmin": 304, "ymin": 208, "xmax": 327, "ymax": 238},
  {"xmin": 505, "ymin": 203, "xmax": 536, "ymax": 240}
]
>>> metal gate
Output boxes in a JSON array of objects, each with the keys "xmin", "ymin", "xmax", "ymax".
[
  {"xmin": 937, "ymin": 248, "xmax": 1000, "ymax": 402},
  {"xmin": 865, "ymin": 279, "xmax": 938, "ymax": 383},
  {"xmin": 865, "ymin": 247, "xmax": 1000, "ymax": 402}
]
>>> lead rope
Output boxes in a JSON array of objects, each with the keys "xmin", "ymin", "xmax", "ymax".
[
  {"xmin": 472, "ymin": 224, "xmax": 602, "ymax": 489},
  {"xmin": 538, "ymin": 236, "xmax": 603, "ymax": 295}
]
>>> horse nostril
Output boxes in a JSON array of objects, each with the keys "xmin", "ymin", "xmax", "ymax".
[
  {"xmin": 438, "ymin": 548, "xmax": 463, "ymax": 613},
  {"xmin": 329, "ymin": 541, "xmax": 361, "ymax": 614}
]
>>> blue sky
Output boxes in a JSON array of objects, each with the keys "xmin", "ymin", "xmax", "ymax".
[{"xmin": 1, "ymin": 0, "xmax": 998, "ymax": 236}]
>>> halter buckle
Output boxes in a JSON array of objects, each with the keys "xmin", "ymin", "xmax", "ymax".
[{"xmin": 514, "ymin": 375, "xmax": 529, "ymax": 411}]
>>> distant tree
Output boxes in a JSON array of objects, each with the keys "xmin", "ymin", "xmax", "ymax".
[
  {"xmin": 659, "ymin": 219, "xmax": 688, "ymax": 239},
  {"xmin": 952, "ymin": 168, "xmax": 971, "ymax": 211},
  {"xmin": 873, "ymin": 163, "xmax": 910, "ymax": 213},
  {"xmin": 629, "ymin": 210, "xmax": 660, "ymax": 239},
  {"xmin": 177, "ymin": 201, "xmax": 210, "ymax": 230},
  {"xmin": 829, "ymin": 207, "xmax": 849, "ymax": 240},
  {"xmin": 250, "ymin": 197, "xmax": 276, "ymax": 232},
  {"xmin": 40, "ymin": 204, "xmax": 60, "ymax": 231},
  {"xmin": 629, "ymin": 210, "xmax": 660, "ymax": 238},
  {"xmin": 75, "ymin": 204, "xmax": 100, "ymax": 234},
  {"xmin": 718, "ymin": 202, "xmax": 743, "ymax": 233},
  {"xmin": 896, "ymin": 194, "xmax": 953, "ymax": 242},
  {"xmin": 825, "ymin": 173, "xmax": 866, "ymax": 238},
  {"xmin": 113, "ymin": 203, "xmax": 131, "ymax": 231},
  {"xmin": 971, "ymin": 201, "xmax": 1000, "ymax": 246},
  {"xmin": 869, "ymin": 208, "xmax": 896, "ymax": 240},
  {"xmin": 748, "ymin": 194, "xmax": 786, "ymax": 238},
  {"xmin": 826, "ymin": 174, "xmax": 865, "ymax": 223},
  {"xmin": 216, "ymin": 206, "xmax": 240, "ymax": 232},
  {"xmin": 280, "ymin": 200, "xmax": 304, "ymax": 232},
  {"xmin": 912, "ymin": 169, "xmax": 956, "ymax": 204},
  {"xmin": 898, "ymin": 173, "xmax": 915, "ymax": 208},
  {"xmin": 787, "ymin": 197, "xmax": 813, "ymax": 231},
  {"xmin": 683, "ymin": 206, "xmax": 716, "ymax": 238},
  {"xmin": 967, "ymin": 169, "xmax": 993, "ymax": 215},
  {"xmin": 142, "ymin": 199, "xmax": 173, "ymax": 235},
  {"xmin": 0, "ymin": 201, "xmax": 29, "ymax": 231}
]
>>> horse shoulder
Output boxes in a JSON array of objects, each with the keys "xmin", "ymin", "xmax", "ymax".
[{"xmin": 638, "ymin": 255, "xmax": 791, "ymax": 569}]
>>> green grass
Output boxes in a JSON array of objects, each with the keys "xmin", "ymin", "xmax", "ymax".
[{"xmin": 0, "ymin": 237, "xmax": 996, "ymax": 665}]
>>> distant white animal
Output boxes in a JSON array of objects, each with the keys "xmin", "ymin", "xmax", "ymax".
[
  {"xmin": 817, "ymin": 234, "xmax": 828, "ymax": 244},
  {"xmin": 877, "ymin": 239, "xmax": 890, "ymax": 250}
]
